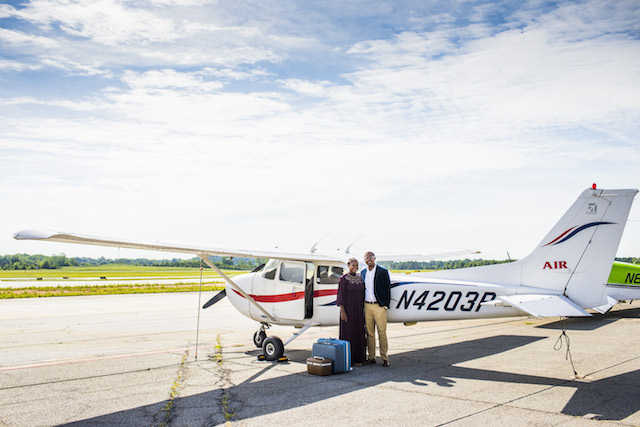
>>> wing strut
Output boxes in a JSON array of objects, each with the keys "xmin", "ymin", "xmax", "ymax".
[
  {"xmin": 197, "ymin": 254, "xmax": 279, "ymax": 323},
  {"xmin": 283, "ymin": 323, "xmax": 314, "ymax": 346}
]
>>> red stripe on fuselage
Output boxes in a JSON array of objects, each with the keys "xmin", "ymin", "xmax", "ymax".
[
  {"xmin": 314, "ymin": 289, "xmax": 338, "ymax": 298},
  {"xmin": 232, "ymin": 288, "xmax": 337, "ymax": 303}
]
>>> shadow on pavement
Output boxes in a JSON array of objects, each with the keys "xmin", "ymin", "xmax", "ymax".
[{"xmin": 60, "ymin": 333, "xmax": 640, "ymax": 425}]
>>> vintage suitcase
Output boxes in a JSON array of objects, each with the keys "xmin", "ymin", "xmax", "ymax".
[
  {"xmin": 306, "ymin": 356, "xmax": 332, "ymax": 376},
  {"xmin": 312, "ymin": 338, "xmax": 351, "ymax": 373}
]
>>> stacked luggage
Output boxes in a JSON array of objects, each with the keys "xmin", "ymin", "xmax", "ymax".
[{"xmin": 307, "ymin": 338, "xmax": 351, "ymax": 375}]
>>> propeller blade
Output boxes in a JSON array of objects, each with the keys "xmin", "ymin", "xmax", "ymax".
[{"xmin": 202, "ymin": 289, "xmax": 226, "ymax": 309}]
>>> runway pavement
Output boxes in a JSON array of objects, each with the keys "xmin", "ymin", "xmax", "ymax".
[{"xmin": 1, "ymin": 293, "xmax": 639, "ymax": 426}]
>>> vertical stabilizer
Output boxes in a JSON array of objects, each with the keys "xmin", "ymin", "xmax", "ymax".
[{"xmin": 519, "ymin": 188, "xmax": 637, "ymax": 308}]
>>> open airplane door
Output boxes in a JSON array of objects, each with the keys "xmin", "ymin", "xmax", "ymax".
[{"xmin": 273, "ymin": 260, "xmax": 307, "ymax": 321}]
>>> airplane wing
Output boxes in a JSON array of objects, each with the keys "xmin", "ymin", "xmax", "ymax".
[
  {"xmin": 13, "ymin": 229, "xmax": 479, "ymax": 264},
  {"xmin": 13, "ymin": 229, "xmax": 344, "ymax": 262},
  {"xmin": 496, "ymin": 294, "xmax": 592, "ymax": 317}
]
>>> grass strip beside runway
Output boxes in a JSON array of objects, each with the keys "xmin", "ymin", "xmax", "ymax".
[
  {"xmin": 0, "ymin": 283, "xmax": 225, "ymax": 298},
  {"xmin": 0, "ymin": 265, "xmax": 244, "ymax": 280}
]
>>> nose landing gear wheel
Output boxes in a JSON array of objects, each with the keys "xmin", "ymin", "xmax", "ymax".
[
  {"xmin": 262, "ymin": 337, "xmax": 284, "ymax": 361},
  {"xmin": 253, "ymin": 329, "xmax": 267, "ymax": 348}
]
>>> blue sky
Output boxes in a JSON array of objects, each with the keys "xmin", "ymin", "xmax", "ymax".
[{"xmin": 1, "ymin": 0, "xmax": 639, "ymax": 260}]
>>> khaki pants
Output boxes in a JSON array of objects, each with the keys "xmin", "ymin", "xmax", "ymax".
[{"xmin": 364, "ymin": 303, "xmax": 388, "ymax": 361}]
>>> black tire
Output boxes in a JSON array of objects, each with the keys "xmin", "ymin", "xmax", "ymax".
[
  {"xmin": 262, "ymin": 337, "xmax": 284, "ymax": 361},
  {"xmin": 253, "ymin": 330, "xmax": 267, "ymax": 348}
]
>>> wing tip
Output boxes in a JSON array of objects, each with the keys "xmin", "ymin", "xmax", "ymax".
[{"xmin": 13, "ymin": 228, "xmax": 59, "ymax": 241}]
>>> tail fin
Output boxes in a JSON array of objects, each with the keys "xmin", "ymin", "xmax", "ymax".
[
  {"xmin": 519, "ymin": 188, "xmax": 637, "ymax": 308},
  {"xmin": 426, "ymin": 188, "xmax": 637, "ymax": 309}
]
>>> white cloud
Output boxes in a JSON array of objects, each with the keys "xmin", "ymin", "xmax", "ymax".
[
  {"xmin": 9, "ymin": 0, "xmax": 179, "ymax": 46},
  {"xmin": 121, "ymin": 69, "xmax": 224, "ymax": 92},
  {"xmin": 1, "ymin": 0, "xmax": 639, "ymax": 259},
  {"xmin": 0, "ymin": 27, "xmax": 59, "ymax": 49},
  {"xmin": 278, "ymin": 79, "xmax": 330, "ymax": 97},
  {"xmin": 0, "ymin": 0, "xmax": 292, "ymax": 73},
  {"xmin": 339, "ymin": 6, "xmax": 640, "ymax": 144},
  {"xmin": 149, "ymin": 0, "xmax": 214, "ymax": 6},
  {"xmin": 0, "ymin": 4, "xmax": 17, "ymax": 18},
  {"xmin": 0, "ymin": 60, "xmax": 41, "ymax": 71},
  {"xmin": 40, "ymin": 57, "xmax": 110, "ymax": 76},
  {"xmin": 348, "ymin": 30, "xmax": 458, "ymax": 64}
]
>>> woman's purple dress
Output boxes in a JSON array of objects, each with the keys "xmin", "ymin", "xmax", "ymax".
[{"xmin": 337, "ymin": 273, "xmax": 366, "ymax": 364}]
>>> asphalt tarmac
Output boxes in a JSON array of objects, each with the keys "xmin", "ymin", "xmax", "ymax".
[{"xmin": 1, "ymin": 293, "xmax": 639, "ymax": 426}]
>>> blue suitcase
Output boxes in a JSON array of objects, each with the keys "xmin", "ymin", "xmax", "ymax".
[{"xmin": 312, "ymin": 338, "xmax": 351, "ymax": 373}]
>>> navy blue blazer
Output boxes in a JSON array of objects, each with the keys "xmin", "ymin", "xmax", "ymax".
[{"xmin": 360, "ymin": 265, "xmax": 391, "ymax": 308}]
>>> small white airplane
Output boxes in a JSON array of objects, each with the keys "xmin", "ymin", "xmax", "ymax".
[{"xmin": 14, "ymin": 186, "xmax": 638, "ymax": 361}]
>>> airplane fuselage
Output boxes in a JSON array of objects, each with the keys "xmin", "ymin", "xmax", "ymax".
[{"xmin": 226, "ymin": 260, "xmax": 531, "ymax": 327}]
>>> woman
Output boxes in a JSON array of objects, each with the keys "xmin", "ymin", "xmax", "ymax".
[{"xmin": 337, "ymin": 257, "xmax": 366, "ymax": 366}]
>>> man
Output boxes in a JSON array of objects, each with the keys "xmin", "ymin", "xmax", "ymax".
[{"xmin": 360, "ymin": 251, "xmax": 391, "ymax": 367}]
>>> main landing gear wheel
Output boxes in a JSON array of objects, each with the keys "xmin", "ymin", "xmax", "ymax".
[
  {"xmin": 262, "ymin": 337, "xmax": 284, "ymax": 361},
  {"xmin": 253, "ymin": 329, "xmax": 267, "ymax": 348}
]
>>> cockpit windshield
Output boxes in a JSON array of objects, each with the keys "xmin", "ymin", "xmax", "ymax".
[{"xmin": 262, "ymin": 259, "xmax": 278, "ymax": 280}]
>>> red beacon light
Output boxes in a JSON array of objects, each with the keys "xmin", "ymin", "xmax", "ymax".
[{"xmin": 592, "ymin": 183, "xmax": 597, "ymax": 190}]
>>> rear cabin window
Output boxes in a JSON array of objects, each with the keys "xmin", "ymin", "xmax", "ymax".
[{"xmin": 316, "ymin": 266, "xmax": 344, "ymax": 284}]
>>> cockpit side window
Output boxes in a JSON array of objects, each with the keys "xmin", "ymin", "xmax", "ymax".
[
  {"xmin": 279, "ymin": 262, "xmax": 304, "ymax": 283},
  {"xmin": 262, "ymin": 259, "xmax": 278, "ymax": 280},
  {"xmin": 316, "ymin": 265, "xmax": 344, "ymax": 284}
]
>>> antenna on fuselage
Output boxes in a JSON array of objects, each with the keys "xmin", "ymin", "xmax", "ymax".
[
  {"xmin": 310, "ymin": 232, "xmax": 330, "ymax": 253},
  {"xmin": 345, "ymin": 234, "xmax": 364, "ymax": 254}
]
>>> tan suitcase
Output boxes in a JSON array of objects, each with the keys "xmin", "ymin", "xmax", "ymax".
[{"xmin": 307, "ymin": 356, "xmax": 332, "ymax": 376}]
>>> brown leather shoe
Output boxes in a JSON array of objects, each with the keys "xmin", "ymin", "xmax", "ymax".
[
  {"xmin": 365, "ymin": 359, "xmax": 376, "ymax": 365},
  {"xmin": 382, "ymin": 360, "xmax": 390, "ymax": 367}
]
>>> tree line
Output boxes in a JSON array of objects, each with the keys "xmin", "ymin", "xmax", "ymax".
[
  {"xmin": 0, "ymin": 254, "xmax": 263, "ymax": 271},
  {"xmin": 379, "ymin": 258, "xmax": 516, "ymax": 270},
  {"xmin": 2, "ymin": 253, "xmax": 636, "ymax": 271}
]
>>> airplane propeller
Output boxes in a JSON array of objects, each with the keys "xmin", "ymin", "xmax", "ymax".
[{"xmin": 202, "ymin": 289, "xmax": 226, "ymax": 309}]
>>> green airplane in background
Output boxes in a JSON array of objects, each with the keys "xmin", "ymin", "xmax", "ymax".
[{"xmin": 603, "ymin": 261, "xmax": 640, "ymax": 313}]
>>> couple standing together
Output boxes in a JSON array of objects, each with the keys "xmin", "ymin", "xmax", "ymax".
[{"xmin": 336, "ymin": 251, "xmax": 391, "ymax": 367}]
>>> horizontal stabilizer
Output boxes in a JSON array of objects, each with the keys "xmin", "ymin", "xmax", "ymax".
[
  {"xmin": 592, "ymin": 296, "xmax": 618, "ymax": 315},
  {"xmin": 498, "ymin": 294, "xmax": 591, "ymax": 317}
]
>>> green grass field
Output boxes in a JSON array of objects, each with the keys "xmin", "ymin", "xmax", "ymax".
[
  {"xmin": 0, "ymin": 264, "xmax": 243, "ymax": 298},
  {"xmin": 0, "ymin": 264, "xmax": 244, "ymax": 280},
  {"xmin": 0, "ymin": 283, "xmax": 226, "ymax": 299}
]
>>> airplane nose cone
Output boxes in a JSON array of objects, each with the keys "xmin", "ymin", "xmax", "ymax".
[
  {"xmin": 228, "ymin": 273, "xmax": 253, "ymax": 293},
  {"xmin": 224, "ymin": 272, "xmax": 255, "ymax": 321}
]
